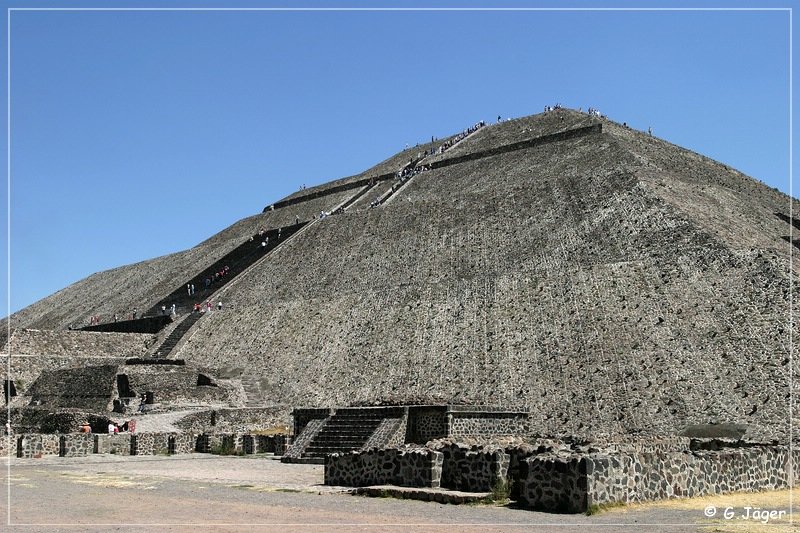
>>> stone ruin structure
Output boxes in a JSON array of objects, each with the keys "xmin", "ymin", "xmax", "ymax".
[{"xmin": 2, "ymin": 107, "xmax": 798, "ymax": 511}]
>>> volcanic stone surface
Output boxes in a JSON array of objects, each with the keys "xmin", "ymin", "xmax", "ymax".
[{"xmin": 4, "ymin": 109, "xmax": 798, "ymax": 441}]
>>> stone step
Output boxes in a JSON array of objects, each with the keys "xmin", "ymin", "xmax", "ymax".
[
  {"xmin": 304, "ymin": 448, "xmax": 360, "ymax": 456},
  {"xmin": 324, "ymin": 420, "xmax": 383, "ymax": 427},
  {"xmin": 315, "ymin": 433, "xmax": 375, "ymax": 440},
  {"xmin": 318, "ymin": 425, "xmax": 380, "ymax": 432},
  {"xmin": 308, "ymin": 438, "xmax": 368, "ymax": 447}
]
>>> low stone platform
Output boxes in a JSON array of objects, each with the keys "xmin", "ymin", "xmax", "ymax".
[{"xmin": 353, "ymin": 485, "xmax": 492, "ymax": 504}]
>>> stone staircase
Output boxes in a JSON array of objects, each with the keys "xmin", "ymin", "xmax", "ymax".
[
  {"xmin": 151, "ymin": 312, "xmax": 204, "ymax": 358},
  {"xmin": 145, "ymin": 221, "xmax": 307, "ymax": 317},
  {"xmin": 338, "ymin": 183, "xmax": 376, "ymax": 212},
  {"xmin": 240, "ymin": 374, "xmax": 265, "ymax": 407},
  {"xmin": 302, "ymin": 410, "xmax": 385, "ymax": 459}
]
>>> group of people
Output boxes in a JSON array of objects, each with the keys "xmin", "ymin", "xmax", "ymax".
[
  {"xmin": 204, "ymin": 265, "xmax": 231, "ymax": 289},
  {"xmin": 368, "ymin": 163, "xmax": 433, "ymax": 209},
  {"xmin": 434, "ymin": 120, "xmax": 486, "ymax": 155},
  {"xmin": 587, "ymin": 107, "xmax": 603, "ymax": 118},
  {"xmin": 84, "ymin": 306, "xmax": 139, "ymax": 327},
  {"xmin": 77, "ymin": 420, "xmax": 134, "ymax": 434},
  {"xmin": 108, "ymin": 421, "xmax": 133, "ymax": 433},
  {"xmin": 193, "ymin": 300, "xmax": 223, "ymax": 313},
  {"xmin": 160, "ymin": 304, "xmax": 177, "ymax": 316}
]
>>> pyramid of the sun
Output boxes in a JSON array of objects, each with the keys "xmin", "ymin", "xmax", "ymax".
[{"xmin": 3, "ymin": 108, "xmax": 798, "ymax": 440}]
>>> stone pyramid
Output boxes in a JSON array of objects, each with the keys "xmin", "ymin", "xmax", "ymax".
[{"xmin": 4, "ymin": 108, "xmax": 798, "ymax": 441}]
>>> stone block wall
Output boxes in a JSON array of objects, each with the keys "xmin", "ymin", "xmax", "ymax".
[
  {"xmin": 404, "ymin": 407, "xmax": 528, "ymax": 444},
  {"xmin": 95, "ymin": 434, "xmax": 133, "ymax": 455},
  {"xmin": 406, "ymin": 407, "xmax": 447, "ymax": 443},
  {"xmin": 59, "ymin": 434, "xmax": 94, "ymax": 457},
  {"xmin": 256, "ymin": 434, "xmax": 289, "ymax": 454},
  {"xmin": 0, "ymin": 435, "xmax": 9, "ymax": 457},
  {"xmin": 236, "ymin": 434, "xmax": 256, "ymax": 454},
  {"xmin": 129, "ymin": 433, "xmax": 194, "ymax": 455},
  {"xmin": 439, "ymin": 444, "xmax": 510, "ymax": 492},
  {"xmin": 449, "ymin": 410, "xmax": 528, "ymax": 439},
  {"xmin": 16, "ymin": 434, "xmax": 60, "ymax": 458},
  {"xmin": 193, "ymin": 432, "xmax": 286, "ymax": 455},
  {"xmin": 170, "ymin": 433, "xmax": 195, "ymax": 454},
  {"xmin": 16, "ymin": 432, "xmax": 196, "ymax": 457},
  {"xmin": 520, "ymin": 446, "xmax": 800, "ymax": 513},
  {"xmin": 325, "ymin": 448, "xmax": 443, "ymax": 488}
]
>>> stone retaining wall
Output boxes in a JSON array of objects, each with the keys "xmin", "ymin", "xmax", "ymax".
[
  {"xmin": 5, "ymin": 329, "xmax": 156, "ymax": 357},
  {"xmin": 174, "ymin": 407, "xmax": 289, "ymax": 435},
  {"xmin": 520, "ymin": 446, "xmax": 800, "ymax": 513},
  {"xmin": 325, "ymin": 448, "xmax": 443, "ymax": 488}
]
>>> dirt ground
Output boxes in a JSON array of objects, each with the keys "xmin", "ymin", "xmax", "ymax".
[{"xmin": 1, "ymin": 454, "xmax": 797, "ymax": 532}]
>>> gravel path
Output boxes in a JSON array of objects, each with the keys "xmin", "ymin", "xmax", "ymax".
[{"xmin": 2, "ymin": 454, "xmax": 783, "ymax": 532}]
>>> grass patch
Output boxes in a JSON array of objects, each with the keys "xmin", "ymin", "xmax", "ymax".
[
  {"xmin": 586, "ymin": 500, "xmax": 628, "ymax": 515},
  {"xmin": 473, "ymin": 478, "xmax": 510, "ymax": 505}
]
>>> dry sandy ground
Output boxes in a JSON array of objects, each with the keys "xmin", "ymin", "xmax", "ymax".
[{"xmin": 1, "ymin": 454, "xmax": 797, "ymax": 532}]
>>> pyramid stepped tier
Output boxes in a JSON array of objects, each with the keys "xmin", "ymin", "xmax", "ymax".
[
  {"xmin": 3, "ymin": 108, "xmax": 798, "ymax": 442},
  {"xmin": 4, "ymin": 188, "xmax": 357, "ymax": 332}
]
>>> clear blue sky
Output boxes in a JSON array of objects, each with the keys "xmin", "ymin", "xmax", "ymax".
[{"xmin": 1, "ymin": 1, "xmax": 795, "ymax": 318}]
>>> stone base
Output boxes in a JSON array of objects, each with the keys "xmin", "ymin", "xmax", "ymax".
[{"xmin": 353, "ymin": 485, "xmax": 491, "ymax": 504}]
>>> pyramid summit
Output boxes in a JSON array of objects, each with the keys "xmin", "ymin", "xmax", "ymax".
[{"xmin": 3, "ymin": 107, "xmax": 797, "ymax": 443}]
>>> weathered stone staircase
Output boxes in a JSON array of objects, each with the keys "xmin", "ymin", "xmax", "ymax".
[
  {"xmin": 302, "ymin": 410, "xmax": 385, "ymax": 459},
  {"xmin": 146, "ymin": 221, "xmax": 307, "ymax": 317},
  {"xmin": 151, "ymin": 312, "xmax": 203, "ymax": 358},
  {"xmin": 240, "ymin": 374, "xmax": 265, "ymax": 407}
]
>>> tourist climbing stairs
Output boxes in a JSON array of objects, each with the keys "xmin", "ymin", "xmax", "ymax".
[
  {"xmin": 374, "ymin": 158, "xmax": 428, "ymax": 207},
  {"xmin": 151, "ymin": 312, "xmax": 204, "ymax": 358},
  {"xmin": 302, "ymin": 410, "xmax": 385, "ymax": 458},
  {"xmin": 146, "ymin": 221, "xmax": 307, "ymax": 317},
  {"xmin": 337, "ymin": 183, "xmax": 377, "ymax": 213}
]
